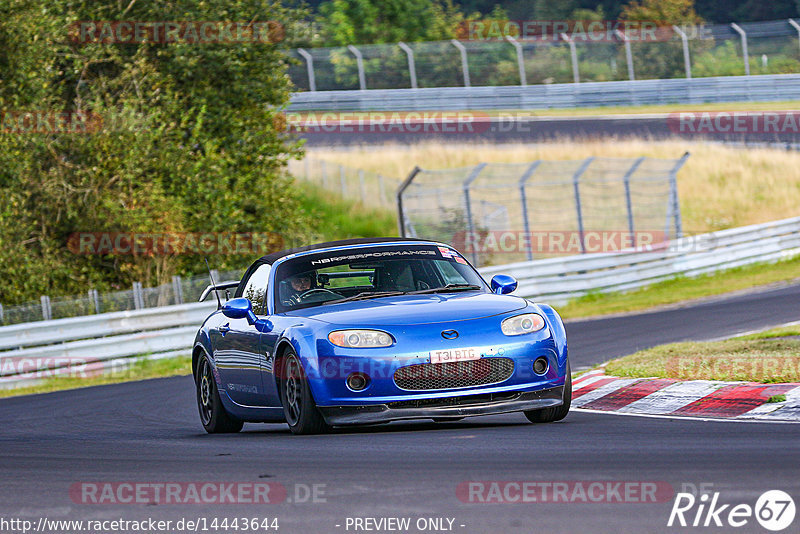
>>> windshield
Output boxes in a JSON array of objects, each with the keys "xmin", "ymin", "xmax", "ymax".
[{"xmin": 273, "ymin": 244, "xmax": 486, "ymax": 312}]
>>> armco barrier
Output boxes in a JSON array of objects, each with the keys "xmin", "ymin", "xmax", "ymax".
[
  {"xmin": 1, "ymin": 216, "xmax": 798, "ymax": 388},
  {"xmin": 287, "ymin": 73, "xmax": 800, "ymax": 112}
]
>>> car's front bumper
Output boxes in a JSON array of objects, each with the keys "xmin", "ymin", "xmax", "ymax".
[{"xmin": 318, "ymin": 386, "xmax": 564, "ymax": 425}]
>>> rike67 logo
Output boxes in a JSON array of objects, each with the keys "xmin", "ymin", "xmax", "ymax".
[{"xmin": 668, "ymin": 490, "xmax": 795, "ymax": 531}]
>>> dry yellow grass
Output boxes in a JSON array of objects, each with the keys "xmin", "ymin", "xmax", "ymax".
[{"xmin": 307, "ymin": 140, "xmax": 800, "ymax": 233}]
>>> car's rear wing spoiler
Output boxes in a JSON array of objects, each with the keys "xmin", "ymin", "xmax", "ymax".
[{"xmin": 199, "ymin": 281, "xmax": 240, "ymax": 303}]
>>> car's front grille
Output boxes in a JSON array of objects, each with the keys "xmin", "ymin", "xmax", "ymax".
[
  {"xmin": 387, "ymin": 391, "xmax": 521, "ymax": 409},
  {"xmin": 393, "ymin": 358, "xmax": 515, "ymax": 391}
]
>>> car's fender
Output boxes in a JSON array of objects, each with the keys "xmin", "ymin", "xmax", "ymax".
[{"xmin": 535, "ymin": 302, "xmax": 568, "ymax": 367}]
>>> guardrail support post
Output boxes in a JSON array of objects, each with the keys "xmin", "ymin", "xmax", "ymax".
[
  {"xmin": 560, "ymin": 33, "xmax": 580, "ymax": 83},
  {"xmin": 518, "ymin": 161, "xmax": 542, "ymax": 260},
  {"xmin": 672, "ymin": 25, "xmax": 692, "ymax": 78},
  {"xmin": 667, "ymin": 152, "xmax": 690, "ymax": 239},
  {"xmin": 398, "ymin": 42, "xmax": 418, "ymax": 89},
  {"xmin": 730, "ymin": 23, "xmax": 750, "ymax": 76},
  {"xmin": 504, "ymin": 35, "xmax": 527, "ymax": 86},
  {"xmin": 296, "ymin": 48, "xmax": 316, "ymax": 91},
  {"xmin": 615, "ymin": 29, "xmax": 635, "ymax": 81},
  {"xmin": 172, "ymin": 276, "xmax": 184, "ymax": 305},
  {"xmin": 347, "ymin": 44, "xmax": 367, "ymax": 90},
  {"xmin": 622, "ymin": 157, "xmax": 646, "ymax": 247},
  {"xmin": 572, "ymin": 158, "xmax": 594, "ymax": 253},
  {"xmin": 463, "ymin": 163, "xmax": 488, "ymax": 264},
  {"xmin": 397, "ymin": 166, "xmax": 421, "ymax": 237},
  {"xmin": 451, "ymin": 39, "xmax": 471, "ymax": 87}
]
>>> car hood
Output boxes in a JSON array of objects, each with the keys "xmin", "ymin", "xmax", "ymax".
[{"xmin": 285, "ymin": 292, "xmax": 528, "ymax": 326}]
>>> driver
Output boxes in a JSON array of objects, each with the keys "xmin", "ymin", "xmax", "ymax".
[{"xmin": 285, "ymin": 272, "xmax": 313, "ymax": 305}]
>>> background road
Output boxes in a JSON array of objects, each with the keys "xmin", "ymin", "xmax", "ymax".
[
  {"xmin": 298, "ymin": 114, "xmax": 800, "ymax": 147},
  {"xmin": 1, "ymin": 283, "xmax": 799, "ymax": 534}
]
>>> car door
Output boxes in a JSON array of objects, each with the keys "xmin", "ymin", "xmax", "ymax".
[{"xmin": 213, "ymin": 263, "xmax": 271, "ymax": 407}]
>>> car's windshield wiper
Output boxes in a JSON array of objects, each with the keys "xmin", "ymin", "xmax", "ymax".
[
  {"xmin": 409, "ymin": 283, "xmax": 482, "ymax": 295},
  {"xmin": 322, "ymin": 291, "xmax": 408, "ymax": 305}
]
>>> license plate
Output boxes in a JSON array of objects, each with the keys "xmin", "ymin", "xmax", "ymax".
[{"xmin": 429, "ymin": 347, "xmax": 482, "ymax": 364}]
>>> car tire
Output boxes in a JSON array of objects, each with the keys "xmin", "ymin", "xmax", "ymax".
[
  {"xmin": 524, "ymin": 361, "xmax": 572, "ymax": 424},
  {"xmin": 279, "ymin": 349, "xmax": 330, "ymax": 435},
  {"xmin": 196, "ymin": 354, "xmax": 244, "ymax": 434}
]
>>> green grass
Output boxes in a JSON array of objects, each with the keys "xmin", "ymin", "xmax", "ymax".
[
  {"xmin": 297, "ymin": 181, "xmax": 397, "ymax": 241},
  {"xmin": 558, "ymin": 255, "xmax": 800, "ymax": 320},
  {"xmin": 0, "ymin": 356, "xmax": 192, "ymax": 399},
  {"xmin": 604, "ymin": 327, "xmax": 800, "ymax": 383},
  {"xmin": 768, "ymin": 394, "xmax": 787, "ymax": 403}
]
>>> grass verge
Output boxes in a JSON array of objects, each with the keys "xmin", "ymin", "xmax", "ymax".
[
  {"xmin": 557, "ymin": 255, "xmax": 800, "ymax": 320},
  {"xmin": 297, "ymin": 181, "xmax": 397, "ymax": 241},
  {"xmin": 604, "ymin": 327, "xmax": 800, "ymax": 383},
  {"xmin": 0, "ymin": 356, "xmax": 192, "ymax": 399}
]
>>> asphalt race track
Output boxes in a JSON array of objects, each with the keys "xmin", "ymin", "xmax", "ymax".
[
  {"xmin": 298, "ymin": 113, "xmax": 800, "ymax": 147},
  {"xmin": 1, "ymin": 283, "xmax": 799, "ymax": 534}
]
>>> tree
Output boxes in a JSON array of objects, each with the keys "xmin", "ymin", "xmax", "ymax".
[{"xmin": 0, "ymin": 0, "xmax": 309, "ymax": 304}]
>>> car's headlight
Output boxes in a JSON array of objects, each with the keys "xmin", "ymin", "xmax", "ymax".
[
  {"xmin": 501, "ymin": 313, "xmax": 546, "ymax": 336},
  {"xmin": 328, "ymin": 329, "xmax": 394, "ymax": 348}
]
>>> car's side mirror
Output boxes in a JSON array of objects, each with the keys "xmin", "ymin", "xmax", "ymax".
[
  {"xmin": 221, "ymin": 297, "xmax": 272, "ymax": 332},
  {"xmin": 222, "ymin": 297, "xmax": 255, "ymax": 321},
  {"xmin": 491, "ymin": 274, "xmax": 518, "ymax": 295}
]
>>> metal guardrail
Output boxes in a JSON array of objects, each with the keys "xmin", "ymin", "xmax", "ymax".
[
  {"xmin": 1, "ymin": 216, "xmax": 798, "ymax": 389},
  {"xmin": 287, "ymin": 73, "xmax": 800, "ymax": 111}
]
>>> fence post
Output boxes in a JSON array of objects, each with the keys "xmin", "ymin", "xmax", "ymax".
[
  {"xmin": 0, "ymin": 303, "xmax": 3, "ymax": 324},
  {"xmin": 504, "ymin": 35, "xmax": 527, "ymax": 86},
  {"xmin": 572, "ymin": 158, "xmax": 594, "ymax": 253},
  {"xmin": 668, "ymin": 152, "xmax": 690, "ymax": 239},
  {"xmin": 88, "ymin": 289, "xmax": 101, "ymax": 314},
  {"xmin": 730, "ymin": 23, "xmax": 750, "ymax": 76},
  {"xmin": 340, "ymin": 165, "xmax": 347, "ymax": 195},
  {"xmin": 172, "ymin": 275, "xmax": 184, "ymax": 305},
  {"xmin": 672, "ymin": 25, "xmax": 692, "ymax": 78},
  {"xmin": 347, "ymin": 45, "xmax": 367, "ymax": 90},
  {"xmin": 41, "ymin": 295, "xmax": 52, "ymax": 321},
  {"xmin": 358, "ymin": 169, "xmax": 366, "ymax": 203},
  {"xmin": 304, "ymin": 157, "xmax": 310, "ymax": 181},
  {"xmin": 296, "ymin": 48, "xmax": 316, "ymax": 91},
  {"xmin": 321, "ymin": 160, "xmax": 328, "ymax": 188},
  {"xmin": 398, "ymin": 42, "xmax": 418, "ymax": 89},
  {"xmin": 789, "ymin": 19, "xmax": 800, "ymax": 58},
  {"xmin": 560, "ymin": 33, "xmax": 580, "ymax": 83},
  {"xmin": 622, "ymin": 157, "xmax": 645, "ymax": 247},
  {"xmin": 518, "ymin": 161, "xmax": 542, "ymax": 260},
  {"xmin": 451, "ymin": 39, "xmax": 471, "ymax": 87},
  {"xmin": 378, "ymin": 174, "xmax": 386, "ymax": 205},
  {"xmin": 615, "ymin": 29, "xmax": 635, "ymax": 81},
  {"xmin": 463, "ymin": 163, "xmax": 487, "ymax": 265},
  {"xmin": 132, "ymin": 282, "xmax": 143, "ymax": 310},
  {"xmin": 396, "ymin": 167, "xmax": 421, "ymax": 236}
]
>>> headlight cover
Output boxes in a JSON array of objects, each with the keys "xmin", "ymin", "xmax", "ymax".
[
  {"xmin": 501, "ymin": 313, "xmax": 546, "ymax": 336},
  {"xmin": 328, "ymin": 329, "xmax": 394, "ymax": 348}
]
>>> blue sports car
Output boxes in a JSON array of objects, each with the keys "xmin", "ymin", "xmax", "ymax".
[{"xmin": 193, "ymin": 238, "xmax": 570, "ymax": 434}]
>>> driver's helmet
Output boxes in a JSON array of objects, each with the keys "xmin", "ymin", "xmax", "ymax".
[{"xmin": 288, "ymin": 271, "xmax": 314, "ymax": 293}]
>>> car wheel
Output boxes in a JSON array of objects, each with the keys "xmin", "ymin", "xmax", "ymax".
[
  {"xmin": 524, "ymin": 361, "xmax": 572, "ymax": 424},
  {"xmin": 196, "ymin": 354, "xmax": 244, "ymax": 434},
  {"xmin": 280, "ymin": 349, "xmax": 330, "ymax": 435}
]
